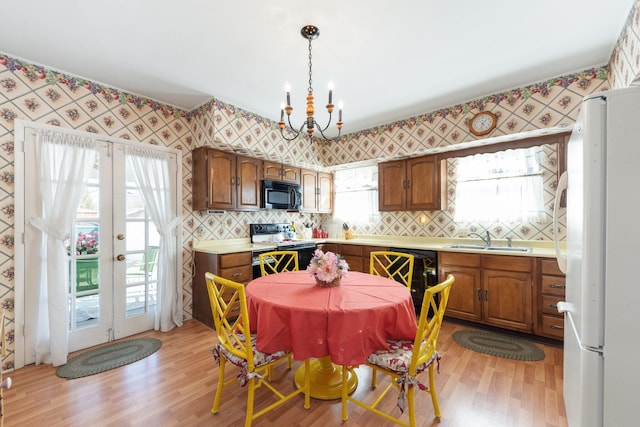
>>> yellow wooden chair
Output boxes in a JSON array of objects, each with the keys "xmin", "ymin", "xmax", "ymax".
[
  {"xmin": 259, "ymin": 250, "xmax": 299, "ymax": 276},
  {"xmin": 341, "ymin": 274, "xmax": 455, "ymax": 427},
  {"xmin": 369, "ymin": 251, "xmax": 415, "ymax": 289},
  {"xmin": 205, "ymin": 273, "xmax": 310, "ymax": 427}
]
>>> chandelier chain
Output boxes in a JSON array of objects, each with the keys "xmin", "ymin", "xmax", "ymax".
[{"xmin": 307, "ymin": 38, "xmax": 313, "ymax": 93}]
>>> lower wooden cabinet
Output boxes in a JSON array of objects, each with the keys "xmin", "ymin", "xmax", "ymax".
[
  {"xmin": 339, "ymin": 244, "xmax": 365, "ymax": 272},
  {"xmin": 193, "ymin": 251, "xmax": 252, "ymax": 329},
  {"xmin": 440, "ymin": 252, "xmax": 533, "ymax": 333},
  {"xmin": 439, "ymin": 253, "xmax": 482, "ymax": 322},
  {"xmin": 327, "ymin": 244, "xmax": 389, "ymax": 273},
  {"xmin": 536, "ymin": 258, "xmax": 566, "ymax": 339}
]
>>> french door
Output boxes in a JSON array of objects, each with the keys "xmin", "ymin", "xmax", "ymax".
[{"xmin": 22, "ymin": 128, "xmax": 179, "ymax": 364}]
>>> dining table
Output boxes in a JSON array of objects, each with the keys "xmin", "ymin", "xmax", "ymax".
[{"xmin": 245, "ymin": 270, "xmax": 418, "ymax": 400}]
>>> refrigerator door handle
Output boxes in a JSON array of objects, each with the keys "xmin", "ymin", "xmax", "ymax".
[
  {"xmin": 558, "ymin": 301, "xmax": 604, "ymax": 355},
  {"xmin": 553, "ymin": 171, "xmax": 568, "ymax": 274},
  {"xmin": 556, "ymin": 300, "xmax": 573, "ymax": 314}
]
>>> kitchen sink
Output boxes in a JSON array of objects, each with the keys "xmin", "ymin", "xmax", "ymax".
[
  {"xmin": 445, "ymin": 244, "xmax": 532, "ymax": 253},
  {"xmin": 485, "ymin": 246, "xmax": 532, "ymax": 253},
  {"xmin": 446, "ymin": 244, "xmax": 487, "ymax": 250}
]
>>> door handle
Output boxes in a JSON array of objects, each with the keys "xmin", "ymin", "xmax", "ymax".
[
  {"xmin": 484, "ymin": 289, "xmax": 488, "ymax": 301},
  {"xmin": 117, "ymin": 234, "xmax": 125, "ymax": 240},
  {"xmin": 116, "ymin": 254, "xmax": 126, "ymax": 261}
]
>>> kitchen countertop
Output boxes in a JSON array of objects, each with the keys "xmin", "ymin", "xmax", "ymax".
[{"xmin": 193, "ymin": 235, "xmax": 564, "ymax": 258}]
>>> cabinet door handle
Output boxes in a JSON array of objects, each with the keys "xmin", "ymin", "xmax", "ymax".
[
  {"xmin": 406, "ymin": 179, "xmax": 411, "ymax": 188},
  {"xmin": 477, "ymin": 289, "xmax": 481, "ymax": 301},
  {"xmin": 231, "ymin": 176, "xmax": 236, "ymax": 185},
  {"xmin": 549, "ymin": 325, "xmax": 564, "ymax": 330},
  {"xmin": 548, "ymin": 303, "xmax": 558, "ymax": 309},
  {"xmin": 484, "ymin": 289, "xmax": 488, "ymax": 302},
  {"xmin": 549, "ymin": 284, "xmax": 566, "ymax": 289},
  {"xmin": 236, "ymin": 176, "xmax": 240, "ymax": 187},
  {"xmin": 231, "ymin": 272, "xmax": 241, "ymax": 278}
]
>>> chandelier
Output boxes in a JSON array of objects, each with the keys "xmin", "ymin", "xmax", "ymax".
[{"xmin": 278, "ymin": 25, "xmax": 343, "ymax": 141}]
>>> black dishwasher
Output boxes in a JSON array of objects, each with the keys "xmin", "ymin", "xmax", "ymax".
[{"xmin": 389, "ymin": 248, "xmax": 438, "ymax": 315}]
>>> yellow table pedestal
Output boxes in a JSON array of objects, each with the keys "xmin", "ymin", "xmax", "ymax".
[{"xmin": 293, "ymin": 355, "xmax": 358, "ymax": 400}]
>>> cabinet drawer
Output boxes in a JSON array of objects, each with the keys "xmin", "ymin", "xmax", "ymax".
[
  {"xmin": 318, "ymin": 243, "xmax": 339, "ymax": 253},
  {"xmin": 541, "ymin": 258, "xmax": 564, "ymax": 276},
  {"xmin": 542, "ymin": 315, "xmax": 564, "ymax": 339},
  {"xmin": 340, "ymin": 244, "xmax": 364, "ymax": 257},
  {"xmin": 440, "ymin": 252, "xmax": 481, "ymax": 268},
  {"xmin": 541, "ymin": 275, "xmax": 566, "ymax": 296},
  {"xmin": 219, "ymin": 252, "xmax": 252, "ymax": 269},
  {"xmin": 542, "ymin": 295, "xmax": 563, "ymax": 315},
  {"xmin": 219, "ymin": 265, "xmax": 252, "ymax": 283},
  {"xmin": 483, "ymin": 255, "xmax": 532, "ymax": 272},
  {"xmin": 343, "ymin": 256, "xmax": 364, "ymax": 272}
]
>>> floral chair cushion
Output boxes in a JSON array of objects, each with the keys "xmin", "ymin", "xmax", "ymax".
[
  {"xmin": 366, "ymin": 339, "xmax": 439, "ymax": 375},
  {"xmin": 366, "ymin": 339, "xmax": 442, "ymax": 413},
  {"xmin": 211, "ymin": 332, "xmax": 289, "ymax": 372}
]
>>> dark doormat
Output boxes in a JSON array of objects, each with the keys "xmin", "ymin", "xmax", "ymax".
[
  {"xmin": 56, "ymin": 337, "xmax": 162, "ymax": 379},
  {"xmin": 452, "ymin": 330, "xmax": 545, "ymax": 361}
]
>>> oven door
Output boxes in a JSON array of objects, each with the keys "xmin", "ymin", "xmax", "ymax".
[{"xmin": 252, "ymin": 244, "xmax": 316, "ymax": 278}]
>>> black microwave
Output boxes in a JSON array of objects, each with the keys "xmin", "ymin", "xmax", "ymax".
[{"xmin": 262, "ymin": 180, "xmax": 302, "ymax": 210}]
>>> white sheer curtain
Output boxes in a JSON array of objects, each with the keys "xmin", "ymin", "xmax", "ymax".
[
  {"xmin": 454, "ymin": 147, "xmax": 546, "ymax": 223},
  {"xmin": 125, "ymin": 147, "xmax": 182, "ymax": 332},
  {"xmin": 333, "ymin": 165, "xmax": 379, "ymax": 224},
  {"xmin": 28, "ymin": 129, "xmax": 97, "ymax": 366}
]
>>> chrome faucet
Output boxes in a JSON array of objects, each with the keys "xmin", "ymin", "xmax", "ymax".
[{"xmin": 468, "ymin": 230, "xmax": 492, "ymax": 247}]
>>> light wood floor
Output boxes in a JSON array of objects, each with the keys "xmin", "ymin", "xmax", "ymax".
[{"xmin": 3, "ymin": 319, "xmax": 567, "ymax": 427}]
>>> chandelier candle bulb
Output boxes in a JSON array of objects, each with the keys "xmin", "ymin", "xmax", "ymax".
[{"xmin": 285, "ymin": 82, "xmax": 291, "ymax": 106}]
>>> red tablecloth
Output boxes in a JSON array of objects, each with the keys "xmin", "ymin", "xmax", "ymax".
[{"xmin": 246, "ymin": 271, "xmax": 418, "ymax": 366}]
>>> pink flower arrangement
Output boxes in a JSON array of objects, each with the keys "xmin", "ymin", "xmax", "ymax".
[
  {"xmin": 72, "ymin": 231, "xmax": 99, "ymax": 255},
  {"xmin": 307, "ymin": 249, "xmax": 349, "ymax": 283}
]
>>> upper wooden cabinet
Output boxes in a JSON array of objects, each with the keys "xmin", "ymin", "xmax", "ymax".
[
  {"xmin": 301, "ymin": 169, "xmax": 333, "ymax": 213},
  {"xmin": 263, "ymin": 161, "xmax": 301, "ymax": 185},
  {"xmin": 378, "ymin": 155, "xmax": 441, "ymax": 211},
  {"xmin": 192, "ymin": 147, "xmax": 262, "ymax": 211}
]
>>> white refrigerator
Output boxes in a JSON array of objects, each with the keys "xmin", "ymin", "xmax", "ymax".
[{"xmin": 554, "ymin": 87, "xmax": 640, "ymax": 427}]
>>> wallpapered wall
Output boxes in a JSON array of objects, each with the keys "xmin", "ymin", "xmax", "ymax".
[{"xmin": 0, "ymin": 0, "xmax": 639, "ymax": 371}]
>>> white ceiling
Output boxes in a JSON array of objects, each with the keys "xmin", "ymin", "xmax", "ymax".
[{"xmin": 0, "ymin": 0, "xmax": 634, "ymax": 136}]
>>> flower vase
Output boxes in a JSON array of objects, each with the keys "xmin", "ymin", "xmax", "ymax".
[{"xmin": 315, "ymin": 276, "xmax": 341, "ymax": 288}]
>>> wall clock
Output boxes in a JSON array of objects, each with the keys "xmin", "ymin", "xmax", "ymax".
[{"xmin": 469, "ymin": 111, "xmax": 497, "ymax": 136}]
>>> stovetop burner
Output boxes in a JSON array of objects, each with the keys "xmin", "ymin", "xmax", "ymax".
[{"xmin": 250, "ymin": 223, "xmax": 315, "ymax": 247}]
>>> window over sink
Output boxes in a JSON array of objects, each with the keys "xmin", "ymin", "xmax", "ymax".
[
  {"xmin": 333, "ymin": 165, "xmax": 380, "ymax": 224},
  {"xmin": 453, "ymin": 146, "xmax": 546, "ymax": 223}
]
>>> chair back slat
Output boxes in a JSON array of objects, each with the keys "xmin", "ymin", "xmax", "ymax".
[
  {"xmin": 410, "ymin": 274, "xmax": 455, "ymax": 374},
  {"xmin": 259, "ymin": 251, "xmax": 299, "ymax": 276},
  {"xmin": 369, "ymin": 251, "xmax": 415, "ymax": 289},
  {"xmin": 205, "ymin": 272, "xmax": 255, "ymax": 369}
]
